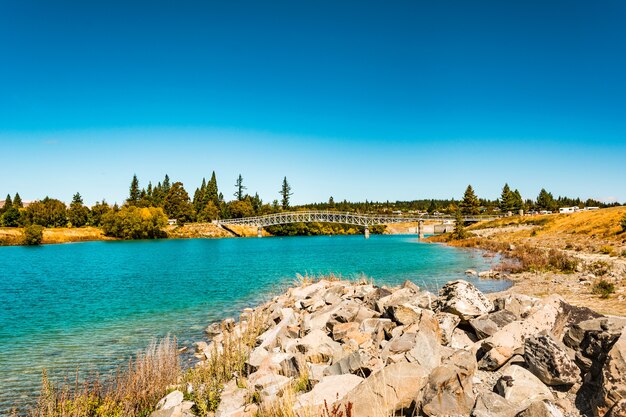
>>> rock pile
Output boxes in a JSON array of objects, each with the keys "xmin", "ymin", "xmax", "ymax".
[{"xmin": 153, "ymin": 279, "xmax": 626, "ymax": 417}]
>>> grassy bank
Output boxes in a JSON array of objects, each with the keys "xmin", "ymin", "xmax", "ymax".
[{"xmin": 0, "ymin": 227, "xmax": 113, "ymax": 246}]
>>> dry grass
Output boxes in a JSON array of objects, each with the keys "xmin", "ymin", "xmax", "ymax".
[
  {"xmin": 184, "ymin": 313, "xmax": 269, "ymax": 416},
  {"xmin": 1, "ymin": 227, "xmax": 114, "ymax": 246},
  {"xmin": 27, "ymin": 337, "xmax": 179, "ymax": 417}
]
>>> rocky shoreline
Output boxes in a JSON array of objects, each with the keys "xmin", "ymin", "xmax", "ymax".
[{"xmin": 151, "ymin": 278, "xmax": 626, "ymax": 417}]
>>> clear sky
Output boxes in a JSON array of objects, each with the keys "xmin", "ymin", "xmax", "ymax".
[{"xmin": 1, "ymin": 1, "xmax": 624, "ymax": 205}]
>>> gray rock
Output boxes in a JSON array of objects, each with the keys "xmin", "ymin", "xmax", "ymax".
[
  {"xmin": 469, "ymin": 310, "xmax": 518, "ymax": 340},
  {"xmin": 293, "ymin": 374, "xmax": 363, "ymax": 417},
  {"xmin": 450, "ymin": 327, "xmax": 478, "ymax": 350},
  {"xmin": 339, "ymin": 362, "xmax": 429, "ymax": 417},
  {"xmin": 592, "ymin": 327, "xmax": 626, "ymax": 417},
  {"xmin": 435, "ymin": 312, "xmax": 461, "ymax": 345},
  {"xmin": 524, "ymin": 333, "xmax": 580, "ymax": 386},
  {"xmin": 294, "ymin": 329, "xmax": 343, "ymax": 364},
  {"xmin": 471, "ymin": 392, "xmax": 517, "ymax": 417},
  {"xmin": 438, "ymin": 280, "xmax": 494, "ymax": 321},
  {"xmin": 516, "ymin": 400, "xmax": 564, "ymax": 417},
  {"xmin": 493, "ymin": 294, "xmax": 537, "ymax": 320},
  {"xmin": 215, "ymin": 380, "xmax": 248, "ymax": 417},
  {"xmin": 421, "ymin": 350, "xmax": 477, "ymax": 416},
  {"xmin": 495, "ymin": 365, "xmax": 554, "ymax": 410},
  {"xmin": 323, "ymin": 351, "xmax": 371, "ymax": 377},
  {"xmin": 156, "ymin": 390, "xmax": 184, "ymax": 411}
]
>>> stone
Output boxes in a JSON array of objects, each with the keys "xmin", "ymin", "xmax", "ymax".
[
  {"xmin": 246, "ymin": 346, "xmax": 269, "ymax": 371},
  {"xmin": 421, "ymin": 350, "xmax": 477, "ymax": 416},
  {"xmin": 256, "ymin": 308, "xmax": 296, "ymax": 350},
  {"xmin": 606, "ymin": 399, "xmax": 626, "ymax": 417},
  {"xmin": 469, "ymin": 310, "xmax": 518, "ymax": 339},
  {"xmin": 495, "ymin": 365, "xmax": 554, "ymax": 410},
  {"xmin": 294, "ymin": 329, "xmax": 343, "ymax": 364},
  {"xmin": 435, "ymin": 312, "xmax": 460, "ymax": 345},
  {"xmin": 465, "ymin": 269, "xmax": 478, "ymax": 276},
  {"xmin": 359, "ymin": 318, "xmax": 394, "ymax": 342},
  {"xmin": 592, "ymin": 327, "xmax": 626, "ymax": 417},
  {"xmin": 563, "ymin": 317, "xmax": 626, "ymax": 351},
  {"xmin": 524, "ymin": 332, "xmax": 580, "ymax": 386},
  {"xmin": 215, "ymin": 380, "xmax": 248, "ymax": 417},
  {"xmin": 478, "ymin": 296, "xmax": 564, "ymax": 371},
  {"xmin": 389, "ymin": 303, "xmax": 424, "ymax": 326},
  {"xmin": 156, "ymin": 390, "xmax": 184, "ymax": 410},
  {"xmin": 450, "ymin": 328, "xmax": 478, "ymax": 350},
  {"xmin": 331, "ymin": 322, "xmax": 360, "ymax": 341},
  {"xmin": 516, "ymin": 400, "xmax": 564, "ymax": 417},
  {"xmin": 323, "ymin": 351, "xmax": 372, "ymax": 377},
  {"xmin": 205, "ymin": 322, "xmax": 221, "ymax": 337},
  {"xmin": 293, "ymin": 374, "xmax": 363, "ymax": 416},
  {"xmin": 478, "ymin": 269, "xmax": 499, "ymax": 278},
  {"xmin": 438, "ymin": 280, "xmax": 494, "ymax": 321},
  {"xmin": 339, "ymin": 362, "xmax": 429, "ymax": 417},
  {"xmin": 471, "ymin": 392, "xmax": 517, "ymax": 417},
  {"xmin": 248, "ymin": 371, "xmax": 292, "ymax": 400},
  {"xmin": 493, "ymin": 294, "xmax": 537, "ymax": 320}
]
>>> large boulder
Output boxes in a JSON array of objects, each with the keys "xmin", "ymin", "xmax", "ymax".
[
  {"xmin": 524, "ymin": 332, "xmax": 580, "ymax": 386},
  {"xmin": 469, "ymin": 310, "xmax": 518, "ymax": 340},
  {"xmin": 435, "ymin": 312, "xmax": 461, "ymax": 346},
  {"xmin": 471, "ymin": 392, "xmax": 517, "ymax": 417},
  {"xmin": 339, "ymin": 362, "xmax": 429, "ymax": 417},
  {"xmin": 293, "ymin": 329, "xmax": 344, "ymax": 364},
  {"xmin": 493, "ymin": 293, "xmax": 538, "ymax": 320},
  {"xmin": 382, "ymin": 311, "xmax": 442, "ymax": 371},
  {"xmin": 478, "ymin": 296, "xmax": 564, "ymax": 371},
  {"xmin": 516, "ymin": 400, "xmax": 564, "ymax": 417},
  {"xmin": 215, "ymin": 380, "xmax": 249, "ymax": 417},
  {"xmin": 293, "ymin": 374, "xmax": 363, "ymax": 417},
  {"xmin": 156, "ymin": 390, "xmax": 184, "ymax": 411},
  {"xmin": 495, "ymin": 365, "xmax": 554, "ymax": 410},
  {"xmin": 438, "ymin": 280, "xmax": 494, "ymax": 321},
  {"xmin": 421, "ymin": 350, "xmax": 477, "ymax": 416},
  {"xmin": 592, "ymin": 327, "xmax": 626, "ymax": 416},
  {"xmin": 256, "ymin": 308, "xmax": 297, "ymax": 350},
  {"xmin": 323, "ymin": 350, "xmax": 372, "ymax": 377}
]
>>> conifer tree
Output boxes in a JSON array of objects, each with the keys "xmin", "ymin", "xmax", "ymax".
[
  {"xmin": 234, "ymin": 174, "xmax": 246, "ymax": 201},
  {"xmin": 451, "ymin": 210, "xmax": 467, "ymax": 239},
  {"xmin": 251, "ymin": 193, "xmax": 262, "ymax": 214},
  {"xmin": 536, "ymin": 189, "xmax": 556, "ymax": 211},
  {"xmin": 205, "ymin": 171, "xmax": 219, "ymax": 206},
  {"xmin": 68, "ymin": 192, "xmax": 89, "ymax": 227},
  {"xmin": 328, "ymin": 196, "xmax": 335, "ymax": 208},
  {"xmin": 163, "ymin": 174, "xmax": 171, "ymax": 193},
  {"xmin": 128, "ymin": 175, "xmax": 140, "ymax": 205},
  {"xmin": 146, "ymin": 182, "xmax": 153, "ymax": 198},
  {"xmin": 499, "ymin": 183, "xmax": 514, "ymax": 213},
  {"xmin": 4, "ymin": 194, "xmax": 13, "ymax": 211},
  {"xmin": 13, "ymin": 193, "xmax": 22, "ymax": 208},
  {"xmin": 279, "ymin": 177, "xmax": 293, "ymax": 210},
  {"xmin": 460, "ymin": 185, "xmax": 480, "ymax": 215},
  {"xmin": 163, "ymin": 182, "xmax": 194, "ymax": 224},
  {"xmin": 512, "ymin": 189, "xmax": 524, "ymax": 212}
]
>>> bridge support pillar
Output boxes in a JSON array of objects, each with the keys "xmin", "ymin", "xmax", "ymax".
[
  {"xmin": 257, "ymin": 226, "xmax": 263, "ymax": 238},
  {"xmin": 418, "ymin": 220, "xmax": 424, "ymax": 239},
  {"xmin": 364, "ymin": 226, "xmax": 370, "ymax": 239}
]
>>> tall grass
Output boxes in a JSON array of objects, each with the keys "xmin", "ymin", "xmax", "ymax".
[{"xmin": 28, "ymin": 336, "xmax": 179, "ymax": 417}]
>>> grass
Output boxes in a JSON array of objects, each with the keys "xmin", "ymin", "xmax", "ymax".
[
  {"xmin": 592, "ymin": 279, "xmax": 616, "ymax": 299},
  {"xmin": 26, "ymin": 337, "xmax": 179, "ymax": 417}
]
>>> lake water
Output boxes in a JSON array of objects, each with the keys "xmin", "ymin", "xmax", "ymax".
[{"xmin": 0, "ymin": 235, "xmax": 510, "ymax": 413}]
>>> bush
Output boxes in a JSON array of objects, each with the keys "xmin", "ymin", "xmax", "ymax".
[
  {"xmin": 621, "ymin": 213, "xmax": 626, "ymax": 233},
  {"xmin": 22, "ymin": 197, "xmax": 68, "ymax": 227},
  {"xmin": 592, "ymin": 279, "xmax": 615, "ymax": 299},
  {"xmin": 101, "ymin": 206, "xmax": 168, "ymax": 239},
  {"xmin": 23, "ymin": 225, "xmax": 44, "ymax": 245},
  {"xmin": 599, "ymin": 245, "xmax": 615, "ymax": 256}
]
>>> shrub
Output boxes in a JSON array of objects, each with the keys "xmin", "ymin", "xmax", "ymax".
[
  {"xmin": 23, "ymin": 225, "xmax": 44, "ymax": 245},
  {"xmin": 621, "ymin": 213, "xmax": 626, "ymax": 233},
  {"xmin": 599, "ymin": 245, "xmax": 615, "ymax": 256},
  {"xmin": 588, "ymin": 261, "xmax": 610, "ymax": 277},
  {"xmin": 592, "ymin": 279, "xmax": 615, "ymax": 299},
  {"xmin": 101, "ymin": 206, "xmax": 167, "ymax": 239}
]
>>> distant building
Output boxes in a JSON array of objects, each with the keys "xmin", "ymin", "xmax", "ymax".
[
  {"xmin": 584, "ymin": 206, "xmax": 600, "ymax": 211},
  {"xmin": 167, "ymin": 218, "xmax": 178, "ymax": 226}
]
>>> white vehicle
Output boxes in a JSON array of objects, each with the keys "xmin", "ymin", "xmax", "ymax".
[{"xmin": 559, "ymin": 207, "xmax": 580, "ymax": 214}]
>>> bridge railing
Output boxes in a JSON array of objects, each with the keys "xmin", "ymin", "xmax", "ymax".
[{"xmin": 216, "ymin": 210, "xmax": 500, "ymax": 227}]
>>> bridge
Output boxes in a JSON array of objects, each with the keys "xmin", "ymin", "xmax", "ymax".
[{"xmin": 216, "ymin": 211, "xmax": 498, "ymax": 238}]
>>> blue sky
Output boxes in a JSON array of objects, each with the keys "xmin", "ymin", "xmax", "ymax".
[{"xmin": 1, "ymin": 1, "xmax": 624, "ymax": 205}]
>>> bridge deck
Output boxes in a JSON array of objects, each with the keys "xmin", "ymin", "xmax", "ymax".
[{"xmin": 217, "ymin": 210, "xmax": 498, "ymax": 227}]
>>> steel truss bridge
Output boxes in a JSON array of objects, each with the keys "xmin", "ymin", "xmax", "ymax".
[{"xmin": 216, "ymin": 211, "xmax": 498, "ymax": 237}]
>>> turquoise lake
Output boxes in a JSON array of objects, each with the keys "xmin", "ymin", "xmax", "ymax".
[{"xmin": 0, "ymin": 235, "xmax": 510, "ymax": 413}]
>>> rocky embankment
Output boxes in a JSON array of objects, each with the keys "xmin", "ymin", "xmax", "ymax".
[{"xmin": 152, "ymin": 279, "xmax": 626, "ymax": 417}]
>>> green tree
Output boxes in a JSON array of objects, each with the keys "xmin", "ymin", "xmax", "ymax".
[
  {"xmin": 227, "ymin": 199, "xmax": 254, "ymax": 218},
  {"xmin": 451, "ymin": 210, "xmax": 467, "ymax": 240},
  {"xmin": 68, "ymin": 192, "xmax": 90, "ymax": 227},
  {"xmin": 162, "ymin": 174, "xmax": 171, "ymax": 194},
  {"xmin": 163, "ymin": 182, "xmax": 194, "ymax": 224},
  {"xmin": 90, "ymin": 200, "xmax": 112, "ymax": 227},
  {"xmin": 234, "ymin": 174, "xmax": 246, "ymax": 201},
  {"xmin": 101, "ymin": 206, "xmax": 167, "ymax": 239},
  {"xmin": 1, "ymin": 206, "xmax": 20, "ymax": 227},
  {"xmin": 2, "ymin": 194, "xmax": 13, "ymax": 214},
  {"xmin": 536, "ymin": 189, "xmax": 556, "ymax": 211},
  {"xmin": 460, "ymin": 185, "xmax": 480, "ymax": 215},
  {"xmin": 279, "ymin": 177, "xmax": 293, "ymax": 210},
  {"xmin": 128, "ymin": 174, "xmax": 140, "ymax": 205},
  {"xmin": 499, "ymin": 183, "xmax": 514, "ymax": 213},
  {"xmin": 511, "ymin": 189, "xmax": 524, "ymax": 212},
  {"xmin": 251, "ymin": 193, "xmax": 263, "ymax": 214},
  {"xmin": 197, "ymin": 201, "xmax": 220, "ymax": 222},
  {"xmin": 205, "ymin": 171, "xmax": 219, "ymax": 207},
  {"xmin": 13, "ymin": 193, "xmax": 23, "ymax": 208},
  {"xmin": 328, "ymin": 196, "xmax": 335, "ymax": 209},
  {"xmin": 23, "ymin": 197, "xmax": 68, "ymax": 227},
  {"xmin": 23, "ymin": 224, "xmax": 44, "ymax": 245},
  {"xmin": 427, "ymin": 199, "xmax": 437, "ymax": 214}
]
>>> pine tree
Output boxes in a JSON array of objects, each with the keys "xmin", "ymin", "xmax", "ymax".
[
  {"xmin": 13, "ymin": 193, "xmax": 23, "ymax": 208},
  {"xmin": 234, "ymin": 174, "xmax": 246, "ymax": 201},
  {"xmin": 205, "ymin": 171, "xmax": 219, "ymax": 206},
  {"xmin": 499, "ymin": 183, "xmax": 514, "ymax": 213},
  {"xmin": 328, "ymin": 196, "xmax": 335, "ymax": 208},
  {"xmin": 72, "ymin": 192, "xmax": 83, "ymax": 205},
  {"xmin": 427, "ymin": 199, "xmax": 437, "ymax": 214},
  {"xmin": 512, "ymin": 189, "xmax": 524, "ymax": 212},
  {"xmin": 163, "ymin": 174, "xmax": 171, "ymax": 193},
  {"xmin": 536, "ymin": 189, "xmax": 555, "ymax": 211},
  {"xmin": 251, "ymin": 193, "xmax": 262, "ymax": 214},
  {"xmin": 3, "ymin": 194, "xmax": 13, "ymax": 211},
  {"xmin": 451, "ymin": 210, "xmax": 467, "ymax": 239},
  {"xmin": 146, "ymin": 182, "xmax": 153, "ymax": 198},
  {"xmin": 128, "ymin": 175, "xmax": 140, "ymax": 205},
  {"xmin": 279, "ymin": 177, "xmax": 292, "ymax": 210},
  {"xmin": 68, "ymin": 192, "xmax": 89, "ymax": 227},
  {"xmin": 460, "ymin": 185, "xmax": 480, "ymax": 215},
  {"xmin": 163, "ymin": 182, "xmax": 194, "ymax": 224}
]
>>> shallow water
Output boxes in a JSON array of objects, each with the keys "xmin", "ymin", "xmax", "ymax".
[{"xmin": 0, "ymin": 235, "xmax": 510, "ymax": 412}]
